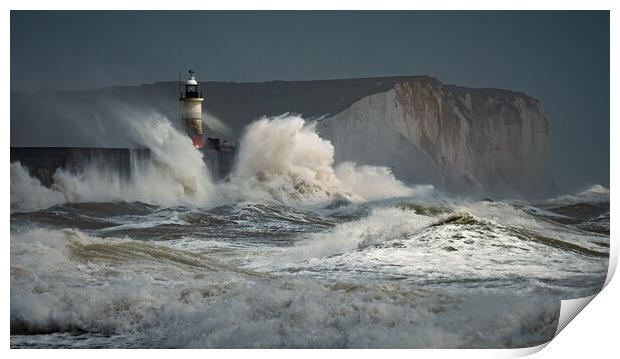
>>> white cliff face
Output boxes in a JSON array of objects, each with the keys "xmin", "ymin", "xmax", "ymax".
[
  {"xmin": 315, "ymin": 90, "xmax": 443, "ymax": 188},
  {"xmin": 318, "ymin": 79, "xmax": 554, "ymax": 198}
]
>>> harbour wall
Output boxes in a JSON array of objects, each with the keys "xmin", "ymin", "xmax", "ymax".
[{"xmin": 10, "ymin": 147, "xmax": 235, "ymax": 187}]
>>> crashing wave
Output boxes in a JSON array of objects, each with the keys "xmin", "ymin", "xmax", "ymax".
[
  {"xmin": 12, "ymin": 113, "xmax": 429, "ymax": 212},
  {"xmin": 221, "ymin": 115, "xmax": 421, "ymax": 204}
]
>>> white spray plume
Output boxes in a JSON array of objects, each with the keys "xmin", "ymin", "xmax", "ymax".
[
  {"xmin": 11, "ymin": 112, "xmax": 424, "ymax": 211},
  {"xmin": 334, "ymin": 162, "xmax": 415, "ymax": 201},
  {"xmin": 220, "ymin": 114, "xmax": 417, "ymax": 204},
  {"xmin": 11, "ymin": 112, "xmax": 215, "ymax": 211},
  {"xmin": 54, "ymin": 113, "xmax": 214, "ymax": 207},
  {"xmin": 10, "ymin": 163, "xmax": 66, "ymax": 212}
]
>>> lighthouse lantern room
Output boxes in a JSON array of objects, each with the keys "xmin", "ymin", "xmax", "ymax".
[{"xmin": 179, "ymin": 70, "xmax": 205, "ymax": 148}]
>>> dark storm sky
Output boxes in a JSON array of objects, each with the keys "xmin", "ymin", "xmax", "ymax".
[{"xmin": 10, "ymin": 11, "xmax": 609, "ymax": 190}]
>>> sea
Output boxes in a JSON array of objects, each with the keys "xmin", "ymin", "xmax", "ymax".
[{"xmin": 10, "ymin": 115, "xmax": 609, "ymax": 348}]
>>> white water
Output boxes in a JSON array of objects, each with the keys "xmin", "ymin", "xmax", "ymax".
[
  {"xmin": 11, "ymin": 114, "xmax": 421, "ymax": 211},
  {"xmin": 10, "ymin": 163, "xmax": 66, "ymax": 211},
  {"xmin": 10, "ymin": 227, "xmax": 562, "ymax": 348},
  {"xmin": 11, "ymin": 114, "xmax": 214, "ymax": 212},
  {"xmin": 334, "ymin": 162, "xmax": 415, "ymax": 200},
  {"xmin": 9, "ymin": 111, "xmax": 609, "ymax": 348},
  {"xmin": 542, "ymin": 184, "xmax": 610, "ymax": 206},
  {"xmin": 291, "ymin": 207, "xmax": 435, "ymax": 260},
  {"xmin": 220, "ymin": 115, "xmax": 419, "ymax": 204},
  {"xmin": 236, "ymin": 200, "xmax": 608, "ymax": 290}
]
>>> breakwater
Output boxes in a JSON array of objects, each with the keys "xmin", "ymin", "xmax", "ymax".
[{"xmin": 10, "ymin": 146, "xmax": 236, "ymax": 187}]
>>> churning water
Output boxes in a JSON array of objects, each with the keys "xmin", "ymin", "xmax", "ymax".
[{"xmin": 10, "ymin": 115, "xmax": 609, "ymax": 348}]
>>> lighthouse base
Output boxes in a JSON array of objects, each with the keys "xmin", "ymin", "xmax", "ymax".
[{"xmin": 191, "ymin": 135, "xmax": 204, "ymax": 149}]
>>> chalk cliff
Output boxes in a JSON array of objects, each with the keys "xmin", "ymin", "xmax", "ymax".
[
  {"xmin": 317, "ymin": 78, "xmax": 554, "ymax": 198},
  {"xmin": 11, "ymin": 76, "xmax": 554, "ymax": 197}
]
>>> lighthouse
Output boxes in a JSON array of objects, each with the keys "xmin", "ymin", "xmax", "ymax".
[{"xmin": 179, "ymin": 70, "xmax": 204, "ymax": 148}]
